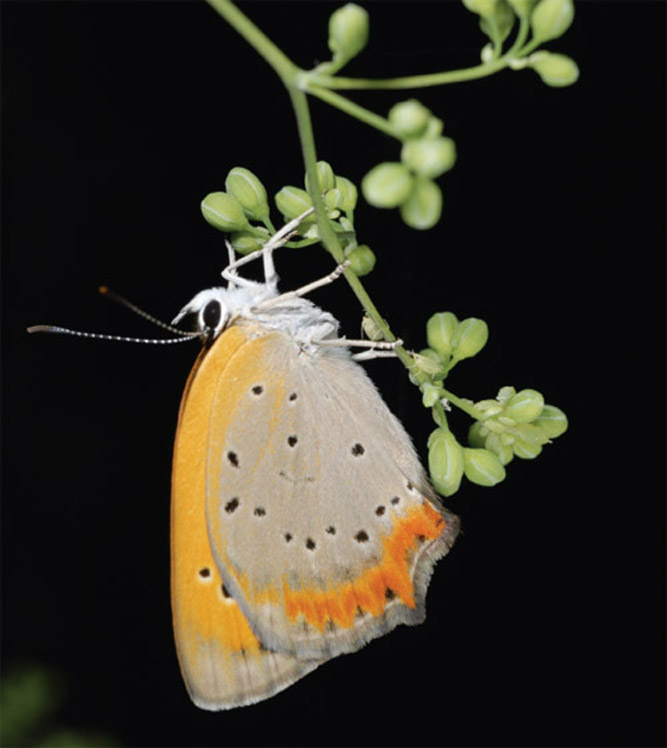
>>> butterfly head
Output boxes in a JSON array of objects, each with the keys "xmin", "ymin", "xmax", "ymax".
[{"xmin": 172, "ymin": 282, "xmax": 277, "ymax": 342}]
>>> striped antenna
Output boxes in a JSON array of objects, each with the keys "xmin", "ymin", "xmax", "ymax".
[
  {"xmin": 26, "ymin": 324, "xmax": 201, "ymax": 344},
  {"xmin": 27, "ymin": 286, "xmax": 202, "ymax": 345},
  {"xmin": 98, "ymin": 286, "xmax": 192, "ymax": 336}
]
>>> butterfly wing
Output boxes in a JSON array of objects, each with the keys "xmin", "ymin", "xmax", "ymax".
[
  {"xmin": 205, "ymin": 327, "xmax": 459, "ymax": 661},
  {"xmin": 171, "ymin": 326, "xmax": 321, "ymax": 710}
]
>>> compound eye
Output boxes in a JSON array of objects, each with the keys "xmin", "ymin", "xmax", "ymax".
[{"xmin": 201, "ymin": 299, "xmax": 222, "ymax": 333}]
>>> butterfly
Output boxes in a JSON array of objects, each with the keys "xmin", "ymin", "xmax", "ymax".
[{"xmin": 168, "ymin": 215, "xmax": 459, "ymax": 709}]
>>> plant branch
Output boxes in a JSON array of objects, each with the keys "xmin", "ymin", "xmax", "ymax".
[
  {"xmin": 304, "ymin": 58, "xmax": 510, "ymax": 91},
  {"xmin": 306, "ymin": 85, "xmax": 402, "ymax": 140},
  {"xmin": 205, "ymin": 0, "xmax": 297, "ymax": 83},
  {"xmin": 288, "ymin": 89, "xmax": 414, "ymax": 370}
]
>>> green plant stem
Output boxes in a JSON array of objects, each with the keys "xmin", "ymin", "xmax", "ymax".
[
  {"xmin": 305, "ymin": 58, "xmax": 510, "ymax": 91},
  {"xmin": 202, "ymin": 0, "xmax": 524, "ymax": 378},
  {"xmin": 440, "ymin": 387, "xmax": 484, "ymax": 420},
  {"xmin": 288, "ymin": 88, "xmax": 414, "ymax": 371},
  {"xmin": 205, "ymin": 0, "xmax": 296, "ymax": 83},
  {"xmin": 306, "ymin": 85, "xmax": 402, "ymax": 140}
]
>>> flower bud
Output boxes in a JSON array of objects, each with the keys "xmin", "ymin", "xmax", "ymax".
[
  {"xmin": 428, "ymin": 429, "xmax": 465, "ymax": 497},
  {"xmin": 479, "ymin": 0, "xmax": 516, "ymax": 44},
  {"xmin": 201, "ymin": 191, "xmax": 249, "ymax": 232},
  {"xmin": 532, "ymin": 404, "xmax": 568, "ymax": 438},
  {"xmin": 427, "ymin": 312, "xmax": 458, "ymax": 359},
  {"xmin": 224, "ymin": 167, "xmax": 269, "ymax": 222},
  {"xmin": 388, "ymin": 99, "xmax": 431, "ymax": 139},
  {"xmin": 362, "ymin": 163, "xmax": 414, "ymax": 208},
  {"xmin": 229, "ymin": 229, "xmax": 269, "ymax": 255},
  {"xmin": 511, "ymin": 424, "xmax": 547, "ymax": 457},
  {"xmin": 529, "ymin": 51, "xmax": 579, "ymax": 87},
  {"xmin": 328, "ymin": 3, "xmax": 369, "ymax": 63},
  {"xmin": 421, "ymin": 383, "xmax": 441, "ymax": 408},
  {"xmin": 346, "ymin": 245, "xmax": 376, "ymax": 276},
  {"xmin": 463, "ymin": 448, "xmax": 506, "ymax": 486},
  {"xmin": 496, "ymin": 385, "xmax": 516, "ymax": 404},
  {"xmin": 506, "ymin": 0, "xmax": 538, "ymax": 17},
  {"xmin": 462, "ymin": 0, "xmax": 499, "ymax": 18},
  {"xmin": 468, "ymin": 421, "xmax": 486, "ymax": 448},
  {"xmin": 451, "ymin": 318, "xmax": 489, "ymax": 361},
  {"xmin": 400, "ymin": 178, "xmax": 442, "ymax": 230},
  {"xmin": 512, "ymin": 423, "xmax": 549, "ymax": 446},
  {"xmin": 401, "ymin": 137, "xmax": 457, "ymax": 179},
  {"xmin": 275, "ymin": 186, "xmax": 314, "ymax": 222},
  {"xmin": 335, "ymin": 176, "xmax": 358, "ymax": 212},
  {"xmin": 512, "ymin": 438, "xmax": 543, "ymax": 459},
  {"xmin": 424, "ymin": 116, "xmax": 444, "ymax": 138},
  {"xmin": 530, "ymin": 0, "xmax": 574, "ymax": 43},
  {"xmin": 414, "ymin": 349, "xmax": 447, "ymax": 378},
  {"xmin": 324, "ymin": 188, "xmax": 345, "ymax": 211},
  {"xmin": 484, "ymin": 433, "xmax": 515, "ymax": 465},
  {"xmin": 305, "ymin": 160, "xmax": 336, "ymax": 194},
  {"xmin": 503, "ymin": 388, "xmax": 544, "ymax": 423}
]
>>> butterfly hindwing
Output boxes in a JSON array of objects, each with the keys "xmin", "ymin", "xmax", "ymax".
[{"xmin": 205, "ymin": 325, "xmax": 459, "ymax": 660}]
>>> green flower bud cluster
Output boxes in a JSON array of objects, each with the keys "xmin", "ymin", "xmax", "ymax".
[
  {"xmin": 201, "ymin": 166, "xmax": 273, "ymax": 255},
  {"xmin": 423, "ymin": 311, "xmax": 489, "ymax": 376},
  {"xmin": 463, "ymin": 0, "xmax": 516, "ymax": 51},
  {"xmin": 280, "ymin": 161, "xmax": 375, "ymax": 276},
  {"xmin": 277, "ymin": 160, "xmax": 358, "ymax": 228},
  {"xmin": 468, "ymin": 386, "xmax": 568, "ymax": 465},
  {"xmin": 415, "ymin": 311, "xmax": 567, "ymax": 497},
  {"xmin": 200, "ymin": 162, "xmax": 367, "ymax": 264},
  {"xmin": 462, "ymin": 0, "xmax": 578, "ymax": 89},
  {"xmin": 361, "ymin": 100, "xmax": 455, "ymax": 231}
]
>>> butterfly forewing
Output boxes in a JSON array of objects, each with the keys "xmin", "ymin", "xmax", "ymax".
[{"xmin": 171, "ymin": 324, "xmax": 321, "ymax": 710}]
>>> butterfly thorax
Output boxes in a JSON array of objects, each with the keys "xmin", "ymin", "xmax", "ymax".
[{"xmin": 173, "ymin": 281, "xmax": 341, "ymax": 355}]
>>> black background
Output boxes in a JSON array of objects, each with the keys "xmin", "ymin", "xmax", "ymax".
[{"xmin": 2, "ymin": 1, "xmax": 665, "ymax": 746}]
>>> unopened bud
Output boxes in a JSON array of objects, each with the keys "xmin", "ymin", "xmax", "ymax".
[
  {"xmin": 463, "ymin": 447, "xmax": 506, "ymax": 486},
  {"xmin": 428, "ymin": 429, "xmax": 465, "ymax": 497},
  {"xmin": 201, "ymin": 191, "xmax": 249, "ymax": 232},
  {"xmin": 225, "ymin": 167, "xmax": 269, "ymax": 222}
]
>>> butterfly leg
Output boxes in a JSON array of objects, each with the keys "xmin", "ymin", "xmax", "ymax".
[
  {"xmin": 221, "ymin": 241, "xmax": 243, "ymax": 290},
  {"xmin": 253, "ymin": 260, "xmax": 350, "ymax": 311},
  {"xmin": 318, "ymin": 337, "xmax": 403, "ymax": 361},
  {"xmin": 220, "ymin": 209, "xmax": 315, "ymax": 289}
]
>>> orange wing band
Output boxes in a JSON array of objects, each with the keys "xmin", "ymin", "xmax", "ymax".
[{"xmin": 283, "ymin": 502, "xmax": 446, "ymax": 631}]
